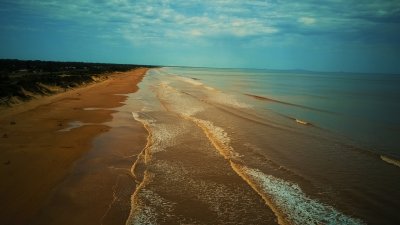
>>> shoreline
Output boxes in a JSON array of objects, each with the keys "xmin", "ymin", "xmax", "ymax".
[{"xmin": 0, "ymin": 68, "xmax": 148, "ymax": 225}]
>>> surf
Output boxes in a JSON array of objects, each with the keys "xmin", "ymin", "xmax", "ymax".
[
  {"xmin": 380, "ymin": 155, "xmax": 400, "ymax": 168},
  {"xmin": 123, "ymin": 67, "xmax": 400, "ymax": 224},
  {"xmin": 188, "ymin": 115, "xmax": 363, "ymax": 225}
]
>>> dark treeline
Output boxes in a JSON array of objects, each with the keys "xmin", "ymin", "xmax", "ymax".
[{"xmin": 0, "ymin": 59, "xmax": 156, "ymax": 105}]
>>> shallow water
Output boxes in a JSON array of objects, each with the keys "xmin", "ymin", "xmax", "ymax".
[
  {"xmin": 165, "ymin": 67, "xmax": 400, "ymax": 157},
  {"xmin": 125, "ymin": 68, "xmax": 400, "ymax": 224}
]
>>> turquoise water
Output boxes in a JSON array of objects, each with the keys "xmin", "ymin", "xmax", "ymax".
[{"xmin": 163, "ymin": 67, "xmax": 400, "ymax": 158}]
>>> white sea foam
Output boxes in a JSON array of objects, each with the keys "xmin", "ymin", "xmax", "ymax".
[
  {"xmin": 159, "ymin": 81, "xmax": 171, "ymax": 86},
  {"xmin": 83, "ymin": 107, "xmax": 104, "ymax": 111},
  {"xmin": 150, "ymin": 160, "xmax": 266, "ymax": 222},
  {"xmin": 132, "ymin": 112, "xmax": 155, "ymax": 124},
  {"xmin": 295, "ymin": 119, "xmax": 310, "ymax": 125},
  {"xmin": 211, "ymin": 92, "xmax": 252, "ymax": 109},
  {"xmin": 242, "ymin": 167, "xmax": 364, "ymax": 225},
  {"xmin": 132, "ymin": 112, "xmax": 185, "ymax": 154},
  {"xmin": 128, "ymin": 111, "xmax": 180, "ymax": 225},
  {"xmin": 172, "ymin": 75, "xmax": 250, "ymax": 109},
  {"xmin": 175, "ymin": 76, "xmax": 203, "ymax": 86},
  {"xmin": 126, "ymin": 188, "xmax": 175, "ymax": 225},
  {"xmin": 172, "ymin": 75, "xmax": 217, "ymax": 92},
  {"xmin": 190, "ymin": 117, "xmax": 241, "ymax": 160},
  {"xmin": 157, "ymin": 83, "xmax": 205, "ymax": 117},
  {"xmin": 151, "ymin": 123, "xmax": 185, "ymax": 153},
  {"xmin": 128, "ymin": 204, "xmax": 157, "ymax": 225},
  {"xmin": 132, "ymin": 71, "xmax": 363, "ymax": 224},
  {"xmin": 381, "ymin": 155, "xmax": 400, "ymax": 168},
  {"xmin": 141, "ymin": 106, "xmax": 152, "ymax": 112},
  {"xmin": 204, "ymin": 86, "xmax": 215, "ymax": 91}
]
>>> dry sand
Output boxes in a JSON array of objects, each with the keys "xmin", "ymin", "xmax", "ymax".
[{"xmin": 0, "ymin": 68, "xmax": 148, "ymax": 225}]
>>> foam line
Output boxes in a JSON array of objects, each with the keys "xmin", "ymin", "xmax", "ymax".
[
  {"xmin": 381, "ymin": 155, "xmax": 400, "ymax": 168},
  {"xmin": 125, "ymin": 171, "xmax": 155, "ymax": 225},
  {"xmin": 130, "ymin": 79, "xmax": 364, "ymax": 225},
  {"xmin": 212, "ymin": 92, "xmax": 252, "ymax": 109},
  {"xmin": 236, "ymin": 166, "xmax": 364, "ymax": 225},
  {"xmin": 188, "ymin": 117, "xmax": 240, "ymax": 160},
  {"xmin": 126, "ymin": 112, "xmax": 155, "ymax": 225},
  {"xmin": 175, "ymin": 76, "xmax": 203, "ymax": 86},
  {"xmin": 244, "ymin": 93, "xmax": 334, "ymax": 114},
  {"xmin": 295, "ymin": 119, "xmax": 310, "ymax": 126},
  {"xmin": 186, "ymin": 115, "xmax": 363, "ymax": 225},
  {"xmin": 128, "ymin": 111, "xmax": 186, "ymax": 224}
]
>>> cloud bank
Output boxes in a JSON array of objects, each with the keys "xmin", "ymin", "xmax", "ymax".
[{"xmin": 1, "ymin": 0, "xmax": 400, "ymax": 72}]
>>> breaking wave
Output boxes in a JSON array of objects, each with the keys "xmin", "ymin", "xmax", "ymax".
[
  {"xmin": 188, "ymin": 115, "xmax": 362, "ymax": 225},
  {"xmin": 381, "ymin": 155, "xmax": 400, "ymax": 168},
  {"xmin": 244, "ymin": 93, "xmax": 334, "ymax": 114},
  {"xmin": 237, "ymin": 166, "xmax": 364, "ymax": 225},
  {"xmin": 126, "ymin": 69, "xmax": 366, "ymax": 225}
]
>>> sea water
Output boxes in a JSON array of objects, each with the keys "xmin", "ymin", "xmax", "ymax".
[
  {"xmin": 164, "ymin": 67, "xmax": 400, "ymax": 157},
  {"xmin": 126, "ymin": 67, "xmax": 400, "ymax": 225}
]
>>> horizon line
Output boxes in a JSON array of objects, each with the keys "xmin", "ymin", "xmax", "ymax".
[{"xmin": 1, "ymin": 58, "xmax": 399, "ymax": 76}]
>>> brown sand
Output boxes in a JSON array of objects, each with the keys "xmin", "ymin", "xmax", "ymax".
[{"xmin": 0, "ymin": 68, "xmax": 148, "ymax": 225}]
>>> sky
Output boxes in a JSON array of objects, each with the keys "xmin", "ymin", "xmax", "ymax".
[{"xmin": 0, "ymin": 0, "xmax": 400, "ymax": 73}]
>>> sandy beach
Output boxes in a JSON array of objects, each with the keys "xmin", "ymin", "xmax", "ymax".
[{"xmin": 0, "ymin": 68, "xmax": 148, "ymax": 225}]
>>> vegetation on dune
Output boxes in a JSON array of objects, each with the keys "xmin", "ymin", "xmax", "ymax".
[{"xmin": 0, "ymin": 59, "xmax": 154, "ymax": 105}]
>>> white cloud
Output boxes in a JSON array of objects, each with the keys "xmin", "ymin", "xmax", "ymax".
[
  {"xmin": 124, "ymin": 1, "xmax": 279, "ymax": 45},
  {"xmin": 190, "ymin": 29, "xmax": 203, "ymax": 36},
  {"xmin": 7, "ymin": 0, "xmax": 398, "ymax": 47},
  {"xmin": 298, "ymin": 17, "xmax": 316, "ymax": 25}
]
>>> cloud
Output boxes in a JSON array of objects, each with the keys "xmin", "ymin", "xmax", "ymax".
[
  {"xmin": 1, "ymin": 0, "xmax": 400, "ymax": 72},
  {"xmin": 298, "ymin": 17, "xmax": 316, "ymax": 25},
  {"xmin": 2, "ymin": 0, "xmax": 400, "ymax": 47}
]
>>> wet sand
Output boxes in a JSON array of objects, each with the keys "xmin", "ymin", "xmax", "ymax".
[{"xmin": 0, "ymin": 68, "xmax": 148, "ymax": 225}]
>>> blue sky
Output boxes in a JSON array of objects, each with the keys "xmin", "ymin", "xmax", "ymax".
[{"xmin": 1, "ymin": 0, "xmax": 400, "ymax": 73}]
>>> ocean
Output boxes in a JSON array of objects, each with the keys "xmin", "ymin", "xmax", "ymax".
[
  {"xmin": 166, "ymin": 67, "xmax": 400, "ymax": 156},
  {"xmin": 126, "ymin": 67, "xmax": 400, "ymax": 224}
]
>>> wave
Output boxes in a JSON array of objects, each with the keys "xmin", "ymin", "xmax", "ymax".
[
  {"xmin": 175, "ymin": 76, "xmax": 204, "ymax": 86},
  {"xmin": 235, "ymin": 166, "xmax": 364, "ymax": 225},
  {"xmin": 173, "ymin": 76, "xmax": 249, "ymax": 108},
  {"xmin": 289, "ymin": 117, "xmax": 314, "ymax": 126},
  {"xmin": 129, "ymin": 73, "xmax": 365, "ymax": 224},
  {"xmin": 180, "ymin": 90, "xmax": 317, "ymax": 137},
  {"xmin": 205, "ymin": 101, "xmax": 289, "ymax": 131},
  {"xmin": 130, "ymin": 112, "xmax": 153, "ymax": 181},
  {"xmin": 157, "ymin": 82, "xmax": 205, "ymax": 116},
  {"xmin": 125, "ymin": 171, "xmax": 157, "ymax": 225},
  {"xmin": 295, "ymin": 119, "xmax": 311, "ymax": 125},
  {"xmin": 212, "ymin": 92, "xmax": 252, "ymax": 109},
  {"xmin": 380, "ymin": 155, "xmax": 400, "ymax": 168},
  {"xmin": 187, "ymin": 115, "xmax": 362, "ymax": 225},
  {"xmin": 127, "ymin": 112, "xmax": 153, "ymax": 225},
  {"xmin": 128, "ymin": 111, "xmax": 194, "ymax": 225},
  {"xmin": 244, "ymin": 93, "xmax": 334, "ymax": 114},
  {"xmin": 189, "ymin": 116, "xmax": 241, "ymax": 161}
]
